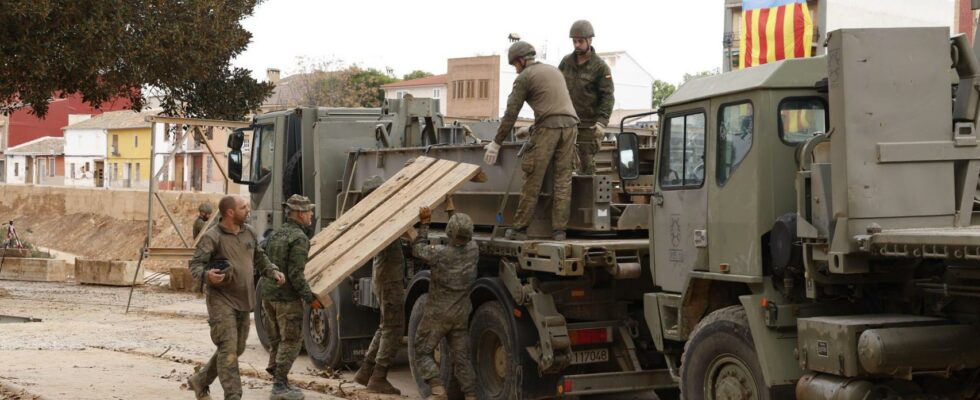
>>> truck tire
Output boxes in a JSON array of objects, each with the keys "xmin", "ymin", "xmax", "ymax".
[
  {"xmin": 469, "ymin": 300, "xmax": 521, "ymax": 400},
  {"xmin": 254, "ymin": 279, "xmax": 272, "ymax": 351},
  {"xmin": 680, "ymin": 305, "xmax": 769, "ymax": 400},
  {"xmin": 408, "ymin": 294, "xmax": 463, "ymax": 399},
  {"xmin": 303, "ymin": 289, "xmax": 342, "ymax": 369}
]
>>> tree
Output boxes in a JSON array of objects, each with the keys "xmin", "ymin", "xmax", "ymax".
[
  {"xmin": 319, "ymin": 66, "xmax": 397, "ymax": 108},
  {"xmin": 0, "ymin": 0, "xmax": 272, "ymax": 119},
  {"xmin": 402, "ymin": 70, "xmax": 434, "ymax": 81},
  {"xmin": 682, "ymin": 69, "xmax": 721, "ymax": 84},
  {"xmin": 651, "ymin": 79, "xmax": 676, "ymax": 110}
]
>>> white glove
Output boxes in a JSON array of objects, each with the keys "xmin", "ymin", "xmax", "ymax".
[
  {"xmin": 484, "ymin": 141, "xmax": 501, "ymax": 165},
  {"xmin": 593, "ymin": 122, "xmax": 606, "ymax": 141},
  {"xmin": 515, "ymin": 126, "xmax": 531, "ymax": 141}
]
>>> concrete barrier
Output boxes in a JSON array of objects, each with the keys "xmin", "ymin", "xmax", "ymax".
[
  {"xmin": 75, "ymin": 259, "xmax": 143, "ymax": 286},
  {"xmin": 0, "ymin": 258, "xmax": 70, "ymax": 282}
]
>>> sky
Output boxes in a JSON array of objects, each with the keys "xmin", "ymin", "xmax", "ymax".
[{"xmin": 232, "ymin": 0, "xmax": 724, "ymax": 84}]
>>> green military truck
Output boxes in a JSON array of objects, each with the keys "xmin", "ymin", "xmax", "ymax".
[{"xmin": 228, "ymin": 25, "xmax": 980, "ymax": 400}]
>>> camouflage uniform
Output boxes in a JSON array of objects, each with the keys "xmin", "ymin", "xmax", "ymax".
[
  {"xmin": 363, "ymin": 241, "xmax": 406, "ymax": 368},
  {"xmin": 412, "ymin": 214, "xmax": 479, "ymax": 397},
  {"xmin": 558, "ymin": 48, "xmax": 614, "ymax": 175},
  {"xmin": 260, "ymin": 219, "xmax": 315, "ymax": 385},
  {"xmin": 188, "ymin": 222, "xmax": 280, "ymax": 400},
  {"xmin": 493, "ymin": 60, "xmax": 579, "ymax": 231},
  {"xmin": 193, "ymin": 216, "xmax": 209, "ymax": 239}
]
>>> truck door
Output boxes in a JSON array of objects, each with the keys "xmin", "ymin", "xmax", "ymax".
[{"xmin": 653, "ymin": 108, "xmax": 707, "ymax": 293}]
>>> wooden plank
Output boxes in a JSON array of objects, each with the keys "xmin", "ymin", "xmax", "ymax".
[
  {"xmin": 305, "ymin": 159, "xmax": 457, "ymax": 280},
  {"xmin": 307, "ymin": 156, "xmax": 438, "ymax": 259},
  {"xmin": 307, "ymin": 162, "xmax": 480, "ymax": 298}
]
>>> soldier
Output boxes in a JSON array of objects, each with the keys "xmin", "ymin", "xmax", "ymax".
[
  {"xmin": 186, "ymin": 195, "xmax": 285, "ymax": 400},
  {"xmin": 353, "ymin": 176, "xmax": 405, "ymax": 395},
  {"xmin": 558, "ymin": 20, "xmax": 615, "ymax": 175},
  {"xmin": 483, "ymin": 41, "xmax": 580, "ymax": 241},
  {"xmin": 412, "ymin": 207, "xmax": 478, "ymax": 400},
  {"xmin": 261, "ymin": 194, "xmax": 323, "ymax": 400},
  {"xmin": 193, "ymin": 202, "xmax": 214, "ymax": 239}
]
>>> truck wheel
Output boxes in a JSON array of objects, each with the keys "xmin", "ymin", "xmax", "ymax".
[
  {"xmin": 254, "ymin": 279, "xmax": 271, "ymax": 351},
  {"xmin": 408, "ymin": 294, "xmax": 462, "ymax": 399},
  {"xmin": 303, "ymin": 289, "xmax": 342, "ymax": 369},
  {"xmin": 469, "ymin": 301, "xmax": 521, "ymax": 400},
  {"xmin": 680, "ymin": 305, "xmax": 769, "ymax": 400}
]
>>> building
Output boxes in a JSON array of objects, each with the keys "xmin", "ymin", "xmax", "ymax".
[
  {"xmin": 5, "ymin": 137, "xmax": 64, "ymax": 185},
  {"xmin": 5, "ymin": 93, "xmax": 131, "ymax": 149},
  {"xmin": 722, "ymin": 0, "xmax": 955, "ymax": 72},
  {"xmin": 153, "ymin": 123, "xmax": 235, "ymax": 193},
  {"xmin": 63, "ymin": 111, "xmax": 152, "ymax": 188},
  {"xmin": 102, "ymin": 113, "xmax": 153, "ymax": 189},
  {"xmin": 381, "ymin": 74, "xmax": 448, "ymax": 115},
  {"xmin": 0, "ymin": 115, "xmax": 8, "ymax": 181}
]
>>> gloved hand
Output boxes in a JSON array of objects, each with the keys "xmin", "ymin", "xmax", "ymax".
[
  {"xmin": 593, "ymin": 122, "xmax": 606, "ymax": 141},
  {"xmin": 419, "ymin": 206, "xmax": 432, "ymax": 224},
  {"xmin": 515, "ymin": 126, "xmax": 531, "ymax": 141},
  {"xmin": 484, "ymin": 141, "xmax": 501, "ymax": 165}
]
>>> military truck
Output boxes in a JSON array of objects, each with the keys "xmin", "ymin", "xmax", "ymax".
[{"xmin": 229, "ymin": 24, "xmax": 980, "ymax": 400}]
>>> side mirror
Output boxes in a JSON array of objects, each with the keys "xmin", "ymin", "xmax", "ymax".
[
  {"xmin": 228, "ymin": 150, "xmax": 246, "ymax": 184},
  {"xmin": 228, "ymin": 129, "xmax": 245, "ymax": 151},
  {"xmin": 617, "ymin": 132, "xmax": 640, "ymax": 181}
]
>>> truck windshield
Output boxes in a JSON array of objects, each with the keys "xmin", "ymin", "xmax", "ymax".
[
  {"xmin": 778, "ymin": 97, "xmax": 827, "ymax": 144},
  {"xmin": 251, "ymin": 124, "xmax": 275, "ymax": 182}
]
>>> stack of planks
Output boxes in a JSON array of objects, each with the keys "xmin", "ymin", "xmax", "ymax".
[{"xmin": 304, "ymin": 156, "xmax": 482, "ymax": 304}]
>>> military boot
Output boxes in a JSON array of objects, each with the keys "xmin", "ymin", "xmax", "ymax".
[
  {"xmin": 186, "ymin": 373, "xmax": 211, "ymax": 400},
  {"xmin": 505, "ymin": 227, "xmax": 527, "ymax": 240},
  {"xmin": 427, "ymin": 383, "xmax": 448, "ymax": 400},
  {"xmin": 269, "ymin": 380, "xmax": 304, "ymax": 400},
  {"xmin": 365, "ymin": 364, "xmax": 401, "ymax": 395},
  {"xmin": 553, "ymin": 230, "xmax": 567, "ymax": 241},
  {"xmin": 353, "ymin": 361, "xmax": 374, "ymax": 386}
]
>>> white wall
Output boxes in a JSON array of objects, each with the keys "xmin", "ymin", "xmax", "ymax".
[
  {"xmin": 64, "ymin": 128, "xmax": 107, "ymax": 158},
  {"xmin": 384, "ymin": 85, "xmax": 448, "ymax": 115},
  {"xmin": 64, "ymin": 156, "xmax": 99, "ymax": 187},
  {"xmin": 5, "ymin": 155, "xmax": 26, "ymax": 184}
]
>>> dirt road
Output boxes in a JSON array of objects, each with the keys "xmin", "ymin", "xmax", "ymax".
[{"xmin": 0, "ymin": 280, "xmax": 416, "ymax": 400}]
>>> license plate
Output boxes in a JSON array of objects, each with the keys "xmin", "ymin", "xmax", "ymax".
[{"xmin": 570, "ymin": 348, "xmax": 609, "ymax": 365}]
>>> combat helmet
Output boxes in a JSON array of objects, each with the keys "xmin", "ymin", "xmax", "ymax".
[
  {"xmin": 569, "ymin": 20, "xmax": 595, "ymax": 38},
  {"xmin": 446, "ymin": 213, "xmax": 474, "ymax": 243},
  {"xmin": 508, "ymin": 41, "xmax": 536, "ymax": 65},
  {"xmin": 198, "ymin": 202, "xmax": 213, "ymax": 214},
  {"xmin": 283, "ymin": 194, "xmax": 315, "ymax": 211}
]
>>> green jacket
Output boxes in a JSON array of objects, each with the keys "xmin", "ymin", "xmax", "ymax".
[
  {"xmin": 494, "ymin": 61, "xmax": 579, "ymax": 145},
  {"xmin": 260, "ymin": 219, "xmax": 315, "ymax": 303},
  {"xmin": 558, "ymin": 48, "xmax": 615, "ymax": 127}
]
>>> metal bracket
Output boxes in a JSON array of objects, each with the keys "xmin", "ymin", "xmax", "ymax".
[{"xmin": 524, "ymin": 288, "xmax": 572, "ymax": 373}]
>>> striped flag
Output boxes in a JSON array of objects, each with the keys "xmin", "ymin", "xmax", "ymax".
[{"xmin": 739, "ymin": 0, "xmax": 813, "ymax": 69}]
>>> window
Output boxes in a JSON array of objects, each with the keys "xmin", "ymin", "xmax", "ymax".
[
  {"xmin": 112, "ymin": 135, "xmax": 119, "ymax": 155},
  {"xmin": 478, "ymin": 79, "xmax": 489, "ymax": 99},
  {"xmin": 250, "ymin": 124, "xmax": 275, "ymax": 182},
  {"xmin": 134, "ymin": 135, "xmax": 138, "ymax": 148},
  {"xmin": 206, "ymin": 156, "xmax": 213, "ymax": 183},
  {"xmin": 778, "ymin": 97, "xmax": 827, "ymax": 144},
  {"xmin": 432, "ymin": 89, "xmax": 441, "ymax": 99},
  {"xmin": 717, "ymin": 102, "xmax": 753, "ymax": 185},
  {"xmin": 453, "ymin": 81, "xmax": 464, "ymax": 99},
  {"xmin": 660, "ymin": 111, "xmax": 706, "ymax": 188},
  {"xmin": 70, "ymin": 163, "xmax": 76, "ymax": 179},
  {"xmin": 135, "ymin": 163, "xmax": 141, "ymax": 183},
  {"xmin": 48, "ymin": 158, "xmax": 55, "ymax": 177},
  {"xmin": 465, "ymin": 80, "xmax": 475, "ymax": 98},
  {"xmin": 396, "ymin": 90, "xmax": 406, "ymax": 99},
  {"xmin": 14, "ymin": 162, "xmax": 19, "ymax": 177}
]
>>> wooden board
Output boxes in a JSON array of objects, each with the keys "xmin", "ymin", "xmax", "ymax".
[{"xmin": 305, "ymin": 156, "xmax": 481, "ymax": 300}]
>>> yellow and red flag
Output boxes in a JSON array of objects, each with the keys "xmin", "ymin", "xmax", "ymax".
[{"xmin": 739, "ymin": 0, "xmax": 813, "ymax": 69}]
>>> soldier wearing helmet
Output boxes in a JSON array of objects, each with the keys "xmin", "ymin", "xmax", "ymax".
[
  {"xmin": 354, "ymin": 176, "xmax": 405, "ymax": 395},
  {"xmin": 193, "ymin": 202, "xmax": 214, "ymax": 239},
  {"xmin": 484, "ymin": 40, "xmax": 579, "ymax": 241},
  {"xmin": 411, "ymin": 206, "xmax": 478, "ymax": 400},
  {"xmin": 559, "ymin": 19, "xmax": 615, "ymax": 175}
]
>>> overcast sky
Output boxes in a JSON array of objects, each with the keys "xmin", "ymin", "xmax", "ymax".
[{"xmin": 232, "ymin": 0, "xmax": 723, "ymax": 84}]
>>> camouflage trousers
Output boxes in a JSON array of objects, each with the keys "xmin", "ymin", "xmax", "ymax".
[
  {"xmin": 262, "ymin": 299, "xmax": 304, "ymax": 382},
  {"xmin": 514, "ymin": 125, "xmax": 578, "ymax": 230},
  {"xmin": 575, "ymin": 126, "xmax": 603, "ymax": 175},
  {"xmin": 364, "ymin": 279, "xmax": 405, "ymax": 367},
  {"xmin": 414, "ymin": 315, "xmax": 476, "ymax": 396},
  {"xmin": 194, "ymin": 299, "xmax": 250, "ymax": 400}
]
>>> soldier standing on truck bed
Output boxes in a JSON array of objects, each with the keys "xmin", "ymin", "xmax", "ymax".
[
  {"xmin": 354, "ymin": 176, "xmax": 405, "ymax": 395},
  {"xmin": 483, "ymin": 40, "xmax": 580, "ymax": 241},
  {"xmin": 412, "ymin": 206, "xmax": 479, "ymax": 400},
  {"xmin": 559, "ymin": 19, "xmax": 614, "ymax": 175},
  {"xmin": 261, "ymin": 194, "xmax": 323, "ymax": 400},
  {"xmin": 187, "ymin": 195, "xmax": 285, "ymax": 400}
]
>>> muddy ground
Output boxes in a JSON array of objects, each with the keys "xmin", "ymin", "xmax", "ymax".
[{"xmin": 0, "ymin": 280, "xmax": 417, "ymax": 400}]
